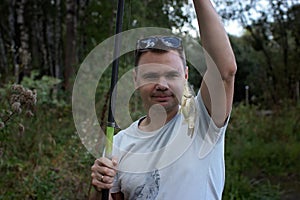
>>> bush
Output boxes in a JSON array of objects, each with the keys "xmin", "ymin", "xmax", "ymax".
[
  {"xmin": 0, "ymin": 83, "xmax": 94, "ymax": 199},
  {"xmin": 223, "ymin": 104, "xmax": 300, "ymax": 199}
]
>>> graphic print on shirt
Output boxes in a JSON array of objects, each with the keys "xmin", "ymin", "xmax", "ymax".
[{"xmin": 133, "ymin": 169, "xmax": 160, "ymax": 200}]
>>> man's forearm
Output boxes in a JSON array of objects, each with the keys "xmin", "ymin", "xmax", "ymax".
[{"xmin": 193, "ymin": 0, "xmax": 236, "ymax": 78}]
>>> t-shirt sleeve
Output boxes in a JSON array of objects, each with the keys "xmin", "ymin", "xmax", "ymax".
[{"xmin": 195, "ymin": 91, "xmax": 230, "ymax": 159}]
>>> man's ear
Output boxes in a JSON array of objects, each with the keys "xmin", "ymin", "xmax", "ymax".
[
  {"xmin": 185, "ymin": 66, "xmax": 189, "ymax": 80},
  {"xmin": 133, "ymin": 68, "xmax": 138, "ymax": 89}
]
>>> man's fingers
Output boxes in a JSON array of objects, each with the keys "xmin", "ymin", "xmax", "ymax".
[
  {"xmin": 92, "ymin": 166, "xmax": 116, "ymax": 178},
  {"xmin": 101, "ymin": 174, "xmax": 115, "ymax": 183},
  {"xmin": 91, "ymin": 163, "xmax": 116, "ymax": 177},
  {"xmin": 95, "ymin": 157, "xmax": 117, "ymax": 169},
  {"xmin": 91, "ymin": 177, "xmax": 113, "ymax": 190},
  {"xmin": 92, "ymin": 171, "xmax": 115, "ymax": 183},
  {"xmin": 112, "ymin": 156, "xmax": 118, "ymax": 166}
]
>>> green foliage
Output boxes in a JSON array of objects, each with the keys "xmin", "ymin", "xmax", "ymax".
[
  {"xmin": 0, "ymin": 102, "xmax": 94, "ymax": 199},
  {"xmin": 223, "ymin": 104, "xmax": 300, "ymax": 199},
  {"xmin": 216, "ymin": 0, "xmax": 300, "ymax": 106},
  {"xmin": 123, "ymin": 0, "xmax": 189, "ymax": 29},
  {"xmin": 77, "ymin": 0, "xmax": 191, "ymax": 60},
  {"xmin": 21, "ymin": 71, "xmax": 65, "ymax": 107},
  {"xmin": 229, "ymin": 35, "xmax": 262, "ymax": 103}
]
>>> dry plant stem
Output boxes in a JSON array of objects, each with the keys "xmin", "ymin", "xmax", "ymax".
[{"xmin": 2, "ymin": 111, "xmax": 16, "ymax": 124}]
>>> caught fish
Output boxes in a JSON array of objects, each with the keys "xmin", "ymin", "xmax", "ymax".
[{"xmin": 180, "ymin": 81, "xmax": 196, "ymax": 138}]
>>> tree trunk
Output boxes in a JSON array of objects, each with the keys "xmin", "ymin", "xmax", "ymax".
[
  {"xmin": 77, "ymin": 0, "xmax": 89, "ymax": 62},
  {"xmin": 8, "ymin": 0, "xmax": 19, "ymax": 83},
  {"xmin": 39, "ymin": 5, "xmax": 49, "ymax": 75},
  {"xmin": 30, "ymin": 1, "xmax": 41, "ymax": 73},
  {"xmin": 46, "ymin": 11, "xmax": 55, "ymax": 77},
  {"xmin": 64, "ymin": 0, "xmax": 77, "ymax": 90},
  {"xmin": 54, "ymin": 0, "xmax": 63, "ymax": 80},
  {"xmin": 50, "ymin": 0, "xmax": 63, "ymax": 100},
  {"xmin": 0, "ymin": 28, "xmax": 8, "ymax": 77},
  {"xmin": 16, "ymin": 0, "xmax": 31, "ymax": 80}
]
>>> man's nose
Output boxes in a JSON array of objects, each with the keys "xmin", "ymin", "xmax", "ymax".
[{"xmin": 155, "ymin": 77, "xmax": 169, "ymax": 90}]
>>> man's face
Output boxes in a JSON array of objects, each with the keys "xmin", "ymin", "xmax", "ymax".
[{"xmin": 134, "ymin": 50, "xmax": 188, "ymax": 113}]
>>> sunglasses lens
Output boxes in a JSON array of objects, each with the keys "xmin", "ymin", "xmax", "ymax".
[
  {"xmin": 138, "ymin": 38, "xmax": 158, "ymax": 49},
  {"xmin": 161, "ymin": 37, "xmax": 181, "ymax": 48}
]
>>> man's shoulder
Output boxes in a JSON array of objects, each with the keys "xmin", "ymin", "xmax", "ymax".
[{"xmin": 114, "ymin": 120, "xmax": 139, "ymax": 140}]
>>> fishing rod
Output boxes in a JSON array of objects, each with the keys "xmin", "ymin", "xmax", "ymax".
[{"xmin": 102, "ymin": 0, "xmax": 125, "ymax": 199}]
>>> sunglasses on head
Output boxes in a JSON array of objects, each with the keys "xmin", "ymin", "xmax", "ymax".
[{"xmin": 136, "ymin": 36, "xmax": 183, "ymax": 52}]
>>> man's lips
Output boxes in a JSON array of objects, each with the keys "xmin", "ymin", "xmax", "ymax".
[{"xmin": 151, "ymin": 95, "xmax": 173, "ymax": 101}]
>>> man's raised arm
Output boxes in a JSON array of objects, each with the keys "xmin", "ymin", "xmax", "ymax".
[{"xmin": 193, "ymin": 0, "xmax": 237, "ymax": 127}]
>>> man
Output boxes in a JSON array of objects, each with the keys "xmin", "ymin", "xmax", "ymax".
[{"xmin": 91, "ymin": 0, "xmax": 236, "ymax": 199}]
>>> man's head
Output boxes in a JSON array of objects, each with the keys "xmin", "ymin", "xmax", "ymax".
[{"xmin": 133, "ymin": 36, "xmax": 188, "ymax": 114}]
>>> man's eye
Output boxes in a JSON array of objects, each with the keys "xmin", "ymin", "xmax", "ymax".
[
  {"xmin": 166, "ymin": 73, "xmax": 179, "ymax": 79},
  {"xmin": 143, "ymin": 74, "xmax": 159, "ymax": 80}
]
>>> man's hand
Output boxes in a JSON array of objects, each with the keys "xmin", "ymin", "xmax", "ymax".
[{"xmin": 91, "ymin": 157, "xmax": 118, "ymax": 191}]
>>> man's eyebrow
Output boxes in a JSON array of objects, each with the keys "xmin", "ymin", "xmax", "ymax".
[
  {"xmin": 162, "ymin": 69, "xmax": 182, "ymax": 76},
  {"xmin": 141, "ymin": 72, "xmax": 159, "ymax": 78},
  {"xmin": 166, "ymin": 70, "xmax": 181, "ymax": 75}
]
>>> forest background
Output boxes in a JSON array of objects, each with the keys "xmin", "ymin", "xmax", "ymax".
[{"xmin": 0, "ymin": 0, "xmax": 299, "ymax": 199}]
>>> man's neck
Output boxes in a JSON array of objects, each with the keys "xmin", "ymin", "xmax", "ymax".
[{"xmin": 138, "ymin": 106, "xmax": 179, "ymax": 132}]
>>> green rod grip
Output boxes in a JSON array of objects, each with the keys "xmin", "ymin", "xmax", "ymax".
[{"xmin": 105, "ymin": 126, "xmax": 114, "ymax": 158}]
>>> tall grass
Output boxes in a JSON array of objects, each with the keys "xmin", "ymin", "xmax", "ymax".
[
  {"xmin": 0, "ymin": 104, "xmax": 94, "ymax": 199},
  {"xmin": 223, "ymin": 103, "xmax": 300, "ymax": 200}
]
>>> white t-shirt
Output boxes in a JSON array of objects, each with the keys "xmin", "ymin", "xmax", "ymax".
[{"xmin": 111, "ymin": 93, "xmax": 229, "ymax": 200}]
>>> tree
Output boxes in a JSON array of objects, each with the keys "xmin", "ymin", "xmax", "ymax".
[
  {"xmin": 214, "ymin": 0, "xmax": 300, "ymax": 106},
  {"xmin": 0, "ymin": 0, "xmax": 192, "ymax": 91},
  {"xmin": 0, "ymin": 27, "xmax": 8, "ymax": 78},
  {"xmin": 16, "ymin": 0, "xmax": 31, "ymax": 80},
  {"xmin": 7, "ymin": 0, "xmax": 19, "ymax": 83},
  {"xmin": 54, "ymin": 0, "xmax": 63, "ymax": 81},
  {"xmin": 64, "ymin": 0, "xmax": 77, "ymax": 90}
]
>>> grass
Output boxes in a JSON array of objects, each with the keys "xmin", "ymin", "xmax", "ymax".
[
  {"xmin": 0, "ymin": 105, "xmax": 94, "ymax": 199},
  {"xmin": 0, "ymin": 101, "xmax": 299, "ymax": 199},
  {"xmin": 223, "ymin": 103, "xmax": 300, "ymax": 200}
]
